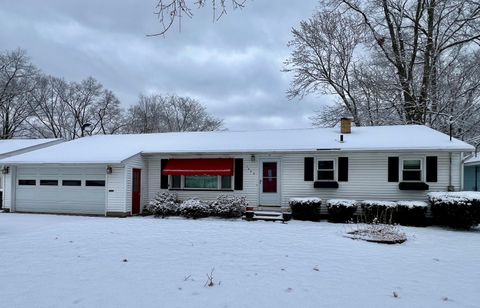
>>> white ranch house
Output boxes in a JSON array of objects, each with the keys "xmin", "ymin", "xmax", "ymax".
[
  {"xmin": 0, "ymin": 139, "xmax": 62, "ymax": 209},
  {"xmin": 0, "ymin": 121, "xmax": 474, "ymax": 216}
]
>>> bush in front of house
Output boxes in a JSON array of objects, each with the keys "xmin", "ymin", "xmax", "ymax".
[
  {"xmin": 179, "ymin": 198, "xmax": 213, "ymax": 219},
  {"xmin": 395, "ymin": 201, "xmax": 429, "ymax": 227},
  {"xmin": 359, "ymin": 200, "xmax": 397, "ymax": 224},
  {"xmin": 326, "ymin": 199, "xmax": 358, "ymax": 223},
  {"xmin": 428, "ymin": 192, "xmax": 480, "ymax": 229},
  {"xmin": 210, "ymin": 195, "xmax": 247, "ymax": 218},
  {"xmin": 147, "ymin": 192, "xmax": 180, "ymax": 218},
  {"xmin": 289, "ymin": 198, "xmax": 322, "ymax": 221}
]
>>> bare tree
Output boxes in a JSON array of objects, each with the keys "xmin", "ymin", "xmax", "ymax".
[
  {"xmin": 150, "ymin": 0, "xmax": 247, "ymax": 36},
  {"xmin": 0, "ymin": 49, "xmax": 39, "ymax": 139},
  {"xmin": 125, "ymin": 94, "xmax": 223, "ymax": 133}
]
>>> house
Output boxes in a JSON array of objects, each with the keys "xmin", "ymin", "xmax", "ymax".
[
  {"xmin": 0, "ymin": 120, "xmax": 474, "ymax": 216},
  {"xmin": 0, "ymin": 139, "xmax": 63, "ymax": 209},
  {"xmin": 464, "ymin": 155, "xmax": 480, "ymax": 191}
]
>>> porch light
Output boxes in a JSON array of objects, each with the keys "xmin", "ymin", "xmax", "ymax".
[
  {"xmin": 106, "ymin": 166, "xmax": 113, "ymax": 174},
  {"xmin": 1, "ymin": 166, "xmax": 9, "ymax": 174},
  {"xmin": 250, "ymin": 154, "xmax": 256, "ymax": 162}
]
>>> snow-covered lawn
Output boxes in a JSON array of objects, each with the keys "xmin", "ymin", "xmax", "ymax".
[{"xmin": 0, "ymin": 214, "xmax": 479, "ymax": 308}]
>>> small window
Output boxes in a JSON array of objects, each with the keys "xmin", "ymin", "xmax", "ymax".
[
  {"xmin": 317, "ymin": 160, "xmax": 335, "ymax": 181},
  {"xmin": 18, "ymin": 179, "xmax": 36, "ymax": 186},
  {"xmin": 402, "ymin": 159, "xmax": 422, "ymax": 181},
  {"xmin": 221, "ymin": 176, "xmax": 232, "ymax": 189},
  {"xmin": 40, "ymin": 180, "xmax": 58, "ymax": 186},
  {"xmin": 85, "ymin": 180, "xmax": 105, "ymax": 187},
  {"xmin": 171, "ymin": 175, "xmax": 181, "ymax": 189},
  {"xmin": 62, "ymin": 180, "xmax": 81, "ymax": 186}
]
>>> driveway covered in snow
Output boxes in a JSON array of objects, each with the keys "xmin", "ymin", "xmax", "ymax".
[{"xmin": 0, "ymin": 213, "xmax": 479, "ymax": 308}]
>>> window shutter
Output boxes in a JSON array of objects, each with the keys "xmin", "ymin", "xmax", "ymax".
[
  {"xmin": 388, "ymin": 157, "xmax": 399, "ymax": 182},
  {"xmin": 426, "ymin": 156, "xmax": 438, "ymax": 182},
  {"xmin": 338, "ymin": 157, "xmax": 348, "ymax": 181},
  {"xmin": 234, "ymin": 158, "xmax": 243, "ymax": 190},
  {"xmin": 160, "ymin": 159, "xmax": 169, "ymax": 189},
  {"xmin": 304, "ymin": 157, "xmax": 314, "ymax": 181}
]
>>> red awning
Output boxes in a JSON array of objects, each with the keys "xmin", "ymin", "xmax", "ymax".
[{"xmin": 162, "ymin": 159, "xmax": 234, "ymax": 176}]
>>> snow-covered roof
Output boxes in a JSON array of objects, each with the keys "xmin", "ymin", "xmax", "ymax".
[
  {"xmin": 0, "ymin": 139, "xmax": 60, "ymax": 157},
  {"xmin": 0, "ymin": 125, "xmax": 473, "ymax": 164},
  {"xmin": 465, "ymin": 154, "xmax": 480, "ymax": 166}
]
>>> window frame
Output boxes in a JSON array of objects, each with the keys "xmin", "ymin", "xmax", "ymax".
[
  {"xmin": 169, "ymin": 175, "xmax": 233, "ymax": 191},
  {"xmin": 316, "ymin": 158, "xmax": 336, "ymax": 182},
  {"xmin": 18, "ymin": 179, "xmax": 36, "ymax": 186},
  {"xmin": 401, "ymin": 158, "xmax": 424, "ymax": 182}
]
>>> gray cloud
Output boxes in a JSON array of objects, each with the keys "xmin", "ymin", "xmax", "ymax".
[{"xmin": 0, "ymin": 0, "xmax": 333, "ymax": 130}]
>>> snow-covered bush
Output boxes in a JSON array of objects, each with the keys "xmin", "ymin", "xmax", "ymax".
[
  {"xmin": 326, "ymin": 199, "xmax": 358, "ymax": 223},
  {"xmin": 147, "ymin": 192, "xmax": 179, "ymax": 218},
  {"xmin": 346, "ymin": 224, "xmax": 407, "ymax": 244},
  {"xmin": 396, "ymin": 201, "xmax": 428, "ymax": 227},
  {"xmin": 179, "ymin": 198, "xmax": 212, "ymax": 219},
  {"xmin": 289, "ymin": 198, "xmax": 321, "ymax": 221},
  {"xmin": 210, "ymin": 195, "xmax": 247, "ymax": 218},
  {"xmin": 428, "ymin": 192, "xmax": 480, "ymax": 229},
  {"xmin": 359, "ymin": 200, "xmax": 397, "ymax": 224}
]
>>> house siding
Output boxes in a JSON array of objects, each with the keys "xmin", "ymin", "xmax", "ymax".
[
  {"xmin": 106, "ymin": 166, "xmax": 126, "ymax": 213},
  {"xmin": 123, "ymin": 154, "xmax": 147, "ymax": 213}
]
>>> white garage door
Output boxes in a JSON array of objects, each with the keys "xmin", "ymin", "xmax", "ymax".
[{"xmin": 15, "ymin": 166, "xmax": 106, "ymax": 215}]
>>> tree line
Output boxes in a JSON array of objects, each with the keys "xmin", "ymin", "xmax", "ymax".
[{"xmin": 0, "ymin": 49, "xmax": 222, "ymax": 140}]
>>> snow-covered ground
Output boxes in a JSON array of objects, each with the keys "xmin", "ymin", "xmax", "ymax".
[{"xmin": 0, "ymin": 213, "xmax": 479, "ymax": 308}]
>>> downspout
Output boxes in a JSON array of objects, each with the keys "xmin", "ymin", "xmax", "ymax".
[
  {"xmin": 476, "ymin": 165, "xmax": 479, "ymax": 192},
  {"xmin": 448, "ymin": 152, "xmax": 454, "ymax": 191}
]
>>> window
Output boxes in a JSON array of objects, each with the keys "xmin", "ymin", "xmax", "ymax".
[
  {"xmin": 317, "ymin": 160, "xmax": 335, "ymax": 181},
  {"xmin": 171, "ymin": 175, "xmax": 181, "ymax": 189},
  {"xmin": 170, "ymin": 175, "xmax": 233, "ymax": 190},
  {"xmin": 402, "ymin": 159, "xmax": 422, "ymax": 181},
  {"xmin": 85, "ymin": 180, "xmax": 105, "ymax": 187},
  {"xmin": 185, "ymin": 176, "xmax": 218, "ymax": 189},
  {"xmin": 62, "ymin": 180, "xmax": 81, "ymax": 186},
  {"xmin": 18, "ymin": 180, "xmax": 36, "ymax": 186},
  {"xmin": 40, "ymin": 180, "xmax": 58, "ymax": 186}
]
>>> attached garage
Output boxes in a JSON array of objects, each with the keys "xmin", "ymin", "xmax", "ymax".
[{"xmin": 14, "ymin": 166, "xmax": 106, "ymax": 215}]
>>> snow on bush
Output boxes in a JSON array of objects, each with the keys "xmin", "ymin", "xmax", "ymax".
[
  {"xmin": 179, "ymin": 198, "xmax": 212, "ymax": 219},
  {"xmin": 359, "ymin": 200, "xmax": 398, "ymax": 225},
  {"xmin": 289, "ymin": 198, "xmax": 322, "ymax": 221},
  {"xmin": 428, "ymin": 192, "xmax": 480, "ymax": 229},
  {"xmin": 346, "ymin": 224, "xmax": 407, "ymax": 244},
  {"xmin": 326, "ymin": 199, "xmax": 357, "ymax": 223},
  {"xmin": 147, "ymin": 192, "xmax": 179, "ymax": 218},
  {"xmin": 210, "ymin": 195, "xmax": 247, "ymax": 218},
  {"xmin": 396, "ymin": 201, "xmax": 428, "ymax": 227}
]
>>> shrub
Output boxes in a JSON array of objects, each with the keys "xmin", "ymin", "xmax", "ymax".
[
  {"xmin": 395, "ymin": 201, "xmax": 428, "ymax": 227},
  {"xmin": 147, "ymin": 192, "xmax": 179, "ymax": 218},
  {"xmin": 289, "ymin": 198, "xmax": 321, "ymax": 221},
  {"xmin": 211, "ymin": 195, "xmax": 247, "ymax": 218},
  {"xmin": 179, "ymin": 198, "xmax": 212, "ymax": 219},
  {"xmin": 359, "ymin": 200, "xmax": 397, "ymax": 224},
  {"xmin": 326, "ymin": 199, "xmax": 357, "ymax": 223},
  {"xmin": 428, "ymin": 192, "xmax": 480, "ymax": 229}
]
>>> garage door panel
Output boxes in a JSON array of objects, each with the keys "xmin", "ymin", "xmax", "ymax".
[{"xmin": 15, "ymin": 167, "xmax": 106, "ymax": 215}]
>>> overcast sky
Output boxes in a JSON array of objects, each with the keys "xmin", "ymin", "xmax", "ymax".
[{"xmin": 0, "ymin": 0, "xmax": 333, "ymax": 130}]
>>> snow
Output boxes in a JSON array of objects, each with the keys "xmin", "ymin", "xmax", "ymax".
[
  {"xmin": 289, "ymin": 197, "xmax": 322, "ymax": 203},
  {"xmin": 396, "ymin": 201, "xmax": 429, "ymax": 208},
  {"xmin": 1, "ymin": 213, "xmax": 479, "ymax": 308},
  {"xmin": 0, "ymin": 125, "xmax": 472, "ymax": 164},
  {"xmin": 326, "ymin": 199, "xmax": 358, "ymax": 207},
  {"xmin": 428, "ymin": 191, "xmax": 480, "ymax": 204},
  {"xmin": 465, "ymin": 154, "xmax": 480, "ymax": 166},
  {"xmin": 0, "ymin": 138, "xmax": 59, "ymax": 156},
  {"xmin": 358, "ymin": 200, "xmax": 398, "ymax": 208}
]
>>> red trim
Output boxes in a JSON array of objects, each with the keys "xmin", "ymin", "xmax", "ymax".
[{"xmin": 162, "ymin": 158, "xmax": 234, "ymax": 176}]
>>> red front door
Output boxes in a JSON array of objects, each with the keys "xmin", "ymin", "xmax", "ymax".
[{"xmin": 132, "ymin": 169, "xmax": 141, "ymax": 215}]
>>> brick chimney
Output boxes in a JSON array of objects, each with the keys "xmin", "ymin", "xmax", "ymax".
[{"xmin": 340, "ymin": 118, "xmax": 352, "ymax": 134}]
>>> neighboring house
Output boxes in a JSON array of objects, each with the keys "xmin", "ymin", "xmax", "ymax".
[
  {"xmin": 0, "ymin": 120, "xmax": 474, "ymax": 216},
  {"xmin": 0, "ymin": 139, "xmax": 63, "ymax": 209},
  {"xmin": 464, "ymin": 155, "xmax": 480, "ymax": 191}
]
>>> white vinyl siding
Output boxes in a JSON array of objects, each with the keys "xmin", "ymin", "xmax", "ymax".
[
  {"xmin": 106, "ymin": 166, "xmax": 127, "ymax": 213},
  {"xmin": 124, "ymin": 154, "xmax": 147, "ymax": 213}
]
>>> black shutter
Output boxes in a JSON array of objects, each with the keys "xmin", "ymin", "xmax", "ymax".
[
  {"xmin": 304, "ymin": 157, "xmax": 314, "ymax": 181},
  {"xmin": 338, "ymin": 157, "xmax": 348, "ymax": 181},
  {"xmin": 160, "ymin": 159, "xmax": 169, "ymax": 189},
  {"xmin": 234, "ymin": 158, "xmax": 243, "ymax": 190},
  {"xmin": 388, "ymin": 157, "xmax": 399, "ymax": 182},
  {"xmin": 426, "ymin": 156, "xmax": 438, "ymax": 182}
]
